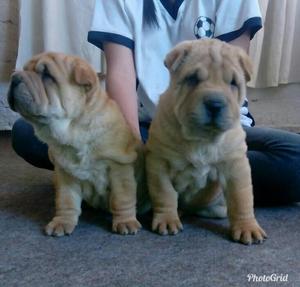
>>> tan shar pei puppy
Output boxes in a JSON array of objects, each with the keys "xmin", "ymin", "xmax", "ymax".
[
  {"xmin": 8, "ymin": 52, "xmax": 149, "ymax": 236},
  {"xmin": 146, "ymin": 39, "xmax": 267, "ymax": 245}
]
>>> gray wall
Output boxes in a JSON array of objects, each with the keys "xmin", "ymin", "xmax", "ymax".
[
  {"xmin": 0, "ymin": 0, "xmax": 18, "ymax": 81},
  {"xmin": 0, "ymin": 0, "xmax": 19, "ymax": 130}
]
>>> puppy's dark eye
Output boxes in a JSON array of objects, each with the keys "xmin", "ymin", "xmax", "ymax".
[
  {"xmin": 184, "ymin": 73, "xmax": 200, "ymax": 86},
  {"xmin": 41, "ymin": 67, "xmax": 55, "ymax": 83},
  {"xmin": 230, "ymin": 79, "xmax": 238, "ymax": 88}
]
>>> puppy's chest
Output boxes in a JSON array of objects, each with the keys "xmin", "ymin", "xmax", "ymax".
[
  {"xmin": 169, "ymin": 146, "xmax": 223, "ymax": 194},
  {"xmin": 73, "ymin": 158, "xmax": 111, "ymax": 210},
  {"xmin": 171, "ymin": 162, "xmax": 217, "ymax": 195},
  {"xmin": 53, "ymin": 146, "xmax": 111, "ymax": 207}
]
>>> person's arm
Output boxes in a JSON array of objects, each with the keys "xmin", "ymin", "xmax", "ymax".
[
  {"xmin": 228, "ymin": 31, "xmax": 250, "ymax": 53},
  {"xmin": 103, "ymin": 42, "xmax": 140, "ymax": 139},
  {"xmin": 229, "ymin": 31, "xmax": 255, "ymax": 127}
]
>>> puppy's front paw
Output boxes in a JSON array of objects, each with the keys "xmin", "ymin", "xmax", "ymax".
[
  {"xmin": 112, "ymin": 218, "xmax": 142, "ymax": 235},
  {"xmin": 152, "ymin": 213, "xmax": 183, "ymax": 235},
  {"xmin": 45, "ymin": 217, "xmax": 77, "ymax": 237},
  {"xmin": 231, "ymin": 219, "xmax": 267, "ymax": 245}
]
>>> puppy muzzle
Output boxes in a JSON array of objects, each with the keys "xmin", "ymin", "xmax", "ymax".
[
  {"xmin": 199, "ymin": 92, "xmax": 230, "ymax": 131},
  {"xmin": 203, "ymin": 97, "xmax": 226, "ymax": 124},
  {"xmin": 7, "ymin": 73, "xmax": 23, "ymax": 111},
  {"xmin": 7, "ymin": 71, "xmax": 43, "ymax": 117}
]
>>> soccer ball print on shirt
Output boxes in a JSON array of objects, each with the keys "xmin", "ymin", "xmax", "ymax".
[{"xmin": 194, "ymin": 16, "xmax": 215, "ymax": 39}]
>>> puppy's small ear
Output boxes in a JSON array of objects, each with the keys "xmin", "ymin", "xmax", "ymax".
[
  {"xmin": 164, "ymin": 47, "xmax": 189, "ymax": 73},
  {"xmin": 73, "ymin": 62, "xmax": 97, "ymax": 87},
  {"xmin": 239, "ymin": 52, "xmax": 253, "ymax": 82}
]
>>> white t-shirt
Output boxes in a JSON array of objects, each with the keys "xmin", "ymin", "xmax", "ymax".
[{"xmin": 88, "ymin": 0, "xmax": 262, "ymax": 126}]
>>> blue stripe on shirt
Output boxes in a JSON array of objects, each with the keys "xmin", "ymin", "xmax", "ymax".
[
  {"xmin": 88, "ymin": 31, "xmax": 134, "ymax": 51},
  {"xmin": 216, "ymin": 17, "xmax": 262, "ymax": 42}
]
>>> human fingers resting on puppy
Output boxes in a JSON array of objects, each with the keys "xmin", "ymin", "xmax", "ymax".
[
  {"xmin": 7, "ymin": 52, "xmax": 148, "ymax": 236},
  {"xmin": 146, "ymin": 39, "xmax": 267, "ymax": 245}
]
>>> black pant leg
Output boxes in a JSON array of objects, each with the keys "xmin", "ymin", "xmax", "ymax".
[
  {"xmin": 11, "ymin": 118, "xmax": 54, "ymax": 170},
  {"xmin": 245, "ymin": 126, "xmax": 300, "ymax": 205}
]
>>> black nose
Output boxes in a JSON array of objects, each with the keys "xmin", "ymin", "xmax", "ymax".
[
  {"xmin": 204, "ymin": 98, "xmax": 226, "ymax": 117},
  {"xmin": 11, "ymin": 73, "xmax": 23, "ymax": 88},
  {"xmin": 7, "ymin": 74, "xmax": 23, "ymax": 111}
]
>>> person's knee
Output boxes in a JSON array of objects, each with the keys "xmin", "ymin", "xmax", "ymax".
[
  {"xmin": 11, "ymin": 118, "xmax": 53, "ymax": 170},
  {"xmin": 11, "ymin": 118, "xmax": 32, "ymax": 157}
]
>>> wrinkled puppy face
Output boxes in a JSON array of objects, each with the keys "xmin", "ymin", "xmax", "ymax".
[
  {"xmin": 164, "ymin": 39, "xmax": 252, "ymax": 140},
  {"xmin": 7, "ymin": 52, "xmax": 99, "ymax": 125}
]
